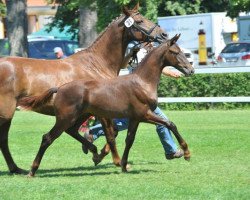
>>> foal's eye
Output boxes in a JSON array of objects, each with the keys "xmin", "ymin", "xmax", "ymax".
[{"xmin": 170, "ymin": 50, "xmax": 178, "ymax": 55}]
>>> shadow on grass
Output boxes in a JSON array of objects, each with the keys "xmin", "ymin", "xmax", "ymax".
[
  {"xmin": 37, "ymin": 162, "xmax": 159, "ymax": 178},
  {"xmin": 0, "ymin": 161, "xmax": 166, "ymax": 177},
  {"xmin": 0, "ymin": 171, "xmax": 11, "ymax": 176}
]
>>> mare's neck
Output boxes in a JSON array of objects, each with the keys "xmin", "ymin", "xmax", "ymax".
[{"xmin": 87, "ymin": 17, "xmax": 128, "ymax": 76}]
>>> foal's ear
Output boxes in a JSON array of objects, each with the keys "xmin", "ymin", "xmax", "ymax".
[
  {"xmin": 169, "ymin": 45, "xmax": 180, "ymax": 54},
  {"xmin": 170, "ymin": 34, "xmax": 181, "ymax": 46}
]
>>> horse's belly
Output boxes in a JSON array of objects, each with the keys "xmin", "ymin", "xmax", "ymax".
[
  {"xmin": 32, "ymin": 105, "xmax": 56, "ymax": 116},
  {"xmin": 88, "ymin": 104, "xmax": 129, "ymax": 119}
]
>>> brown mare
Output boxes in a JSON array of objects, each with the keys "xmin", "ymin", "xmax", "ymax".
[
  {"xmin": 19, "ymin": 34, "xmax": 195, "ymax": 176},
  {"xmin": 0, "ymin": 4, "xmax": 167, "ymax": 174}
]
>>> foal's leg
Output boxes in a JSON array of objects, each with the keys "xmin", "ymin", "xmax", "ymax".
[
  {"xmin": 28, "ymin": 116, "xmax": 75, "ymax": 177},
  {"xmin": 96, "ymin": 118, "xmax": 121, "ymax": 166},
  {"xmin": 28, "ymin": 124, "xmax": 65, "ymax": 177},
  {"xmin": 65, "ymin": 116, "xmax": 99, "ymax": 161},
  {"xmin": 121, "ymin": 120, "xmax": 139, "ymax": 172},
  {"xmin": 144, "ymin": 110, "xmax": 190, "ymax": 161}
]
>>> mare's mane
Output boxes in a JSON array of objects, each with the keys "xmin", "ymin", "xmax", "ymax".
[{"xmin": 73, "ymin": 14, "xmax": 125, "ymax": 55}]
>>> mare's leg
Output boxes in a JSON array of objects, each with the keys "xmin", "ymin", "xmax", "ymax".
[
  {"xmin": 0, "ymin": 119, "xmax": 26, "ymax": 174},
  {"xmin": 0, "ymin": 97, "xmax": 25, "ymax": 174},
  {"xmin": 144, "ymin": 110, "xmax": 190, "ymax": 161},
  {"xmin": 96, "ymin": 129, "xmax": 119, "ymax": 165},
  {"xmin": 121, "ymin": 120, "xmax": 139, "ymax": 172},
  {"xmin": 93, "ymin": 118, "xmax": 128, "ymax": 165},
  {"xmin": 97, "ymin": 118, "xmax": 120, "ymax": 166}
]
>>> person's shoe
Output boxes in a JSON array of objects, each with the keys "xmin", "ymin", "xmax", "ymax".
[
  {"xmin": 165, "ymin": 149, "xmax": 184, "ymax": 160},
  {"xmin": 82, "ymin": 132, "xmax": 94, "ymax": 154}
]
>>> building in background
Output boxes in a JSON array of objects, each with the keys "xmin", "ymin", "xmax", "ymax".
[
  {"xmin": 158, "ymin": 13, "xmax": 238, "ymax": 66},
  {"xmin": 0, "ymin": 0, "xmax": 58, "ymax": 39}
]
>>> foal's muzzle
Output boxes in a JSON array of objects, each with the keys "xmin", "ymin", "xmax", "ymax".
[{"xmin": 183, "ymin": 67, "xmax": 195, "ymax": 77}]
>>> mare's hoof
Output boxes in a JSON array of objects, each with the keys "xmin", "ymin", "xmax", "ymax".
[
  {"xmin": 10, "ymin": 167, "xmax": 27, "ymax": 175},
  {"xmin": 121, "ymin": 164, "xmax": 131, "ymax": 172},
  {"xmin": 122, "ymin": 167, "xmax": 129, "ymax": 173},
  {"xmin": 184, "ymin": 156, "xmax": 191, "ymax": 161},
  {"xmin": 82, "ymin": 144, "xmax": 89, "ymax": 154},
  {"xmin": 27, "ymin": 172, "xmax": 35, "ymax": 178}
]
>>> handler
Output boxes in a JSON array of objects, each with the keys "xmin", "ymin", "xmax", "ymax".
[{"xmin": 81, "ymin": 42, "xmax": 184, "ymax": 160}]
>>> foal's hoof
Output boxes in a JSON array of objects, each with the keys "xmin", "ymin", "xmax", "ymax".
[
  {"xmin": 184, "ymin": 151, "xmax": 191, "ymax": 161},
  {"xmin": 92, "ymin": 155, "xmax": 102, "ymax": 166},
  {"xmin": 82, "ymin": 144, "xmax": 89, "ymax": 154},
  {"xmin": 10, "ymin": 167, "xmax": 27, "ymax": 175}
]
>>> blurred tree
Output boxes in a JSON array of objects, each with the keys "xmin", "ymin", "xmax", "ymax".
[
  {"xmin": 46, "ymin": 0, "xmax": 97, "ymax": 47},
  {"xmin": 158, "ymin": 0, "xmax": 201, "ymax": 16},
  {"xmin": 78, "ymin": 2, "xmax": 97, "ymax": 47},
  {"xmin": 46, "ymin": 0, "xmax": 249, "ymax": 42},
  {"xmin": 0, "ymin": 0, "xmax": 6, "ymax": 16},
  {"xmin": 200, "ymin": 0, "xmax": 229, "ymax": 13},
  {"xmin": 6, "ymin": 0, "xmax": 28, "ymax": 57},
  {"xmin": 227, "ymin": 0, "xmax": 250, "ymax": 18}
]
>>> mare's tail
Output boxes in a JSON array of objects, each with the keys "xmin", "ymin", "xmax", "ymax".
[{"xmin": 18, "ymin": 87, "xmax": 58, "ymax": 110}]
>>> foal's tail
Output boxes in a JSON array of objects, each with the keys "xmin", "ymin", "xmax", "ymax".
[{"xmin": 18, "ymin": 87, "xmax": 58, "ymax": 110}]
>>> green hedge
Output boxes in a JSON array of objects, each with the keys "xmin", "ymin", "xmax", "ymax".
[{"xmin": 158, "ymin": 72, "xmax": 250, "ymax": 110}]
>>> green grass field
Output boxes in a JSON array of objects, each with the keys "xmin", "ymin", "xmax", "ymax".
[{"xmin": 0, "ymin": 110, "xmax": 249, "ymax": 200}]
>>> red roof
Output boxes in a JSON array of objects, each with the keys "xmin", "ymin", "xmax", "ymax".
[
  {"xmin": 3, "ymin": 0, "xmax": 54, "ymax": 6},
  {"xmin": 27, "ymin": 0, "xmax": 48, "ymax": 6}
]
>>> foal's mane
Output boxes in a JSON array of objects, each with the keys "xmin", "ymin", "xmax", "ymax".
[{"xmin": 138, "ymin": 42, "xmax": 168, "ymax": 67}]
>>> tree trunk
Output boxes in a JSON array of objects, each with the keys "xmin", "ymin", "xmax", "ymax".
[
  {"xmin": 78, "ymin": 3, "xmax": 97, "ymax": 48},
  {"xmin": 6, "ymin": 0, "xmax": 28, "ymax": 57}
]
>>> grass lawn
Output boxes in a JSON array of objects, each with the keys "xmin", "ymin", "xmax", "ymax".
[{"xmin": 0, "ymin": 110, "xmax": 249, "ymax": 200}]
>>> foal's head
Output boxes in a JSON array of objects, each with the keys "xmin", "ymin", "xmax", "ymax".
[
  {"xmin": 121, "ymin": 3, "xmax": 167, "ymax": 43},
  {"xmin": 162, "ymin": 34, "xmax": 195, "ymax": 76}
]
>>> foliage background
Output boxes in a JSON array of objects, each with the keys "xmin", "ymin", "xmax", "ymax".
[
  {"xmin": 158, "ymin": 72, "xmax": 250, "ymax": 110},
  {"xmin": 47, "ymin": 0, "xmax": 250, "ymax": 39}
]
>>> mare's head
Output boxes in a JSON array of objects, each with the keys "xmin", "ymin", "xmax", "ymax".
[
  {"xmin": 121, "ymin": 3, "xmax": 167, "ymax": 43},
  {"xmin": 162, "ymin": 34, "xmax": 195, "ymax": 76}
]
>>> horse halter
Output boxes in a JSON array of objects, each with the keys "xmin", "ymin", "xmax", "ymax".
[{"xmin": 124, "ymin": 12, "xmax": 167, "ymax": 43}]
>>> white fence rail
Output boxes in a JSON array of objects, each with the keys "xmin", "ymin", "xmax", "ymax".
[
  {"xmin": 119, "ymin": 66, "xmax": 250, "ymax": 75},
  {"xmin": 157, "ymin": 66, "xmax": 250, "ymax": 103},
  {"xmin": 158, "ymin": 66, "xmax": 250, "ymax": 103},
  {"xmin": 170, "ymin": 66, "xmax": 250, "ymax": 74},
  {"xmin": 158, "ymin": 97, "xmax": 250, "ymax": 103},
  {"xmin": 119, "ymin": 64, "xmax": 250, "ymax": 103}
]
